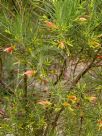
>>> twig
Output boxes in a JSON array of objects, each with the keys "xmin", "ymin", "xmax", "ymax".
[
  {"xmin": 72, "ymin": 58, "xmax": 80, "ymax": 78},
  {"xmin": 79, "ymin": 114, "xmax": 84, "ymax": 136},
  {"xmin": 54, "ymin": 57, "xmax": 67, "ymax": 85},
  {"xmin": 22, "ymin": 64, "xmax": 28, "ymax": 135},
  {"xmin": 68, "ymin": 49, "xmax": 101, "ymax": 90},
  {"xmin": 79, "ymin": 94, "xmax": 84, "ymax": 136},
  {"xmin": 51, "ymin": 107, "xmax": 64, "ymax": 131},
  {"xmin": 0, "ymin": 79, "xmax": 15, "ymax": 95}
]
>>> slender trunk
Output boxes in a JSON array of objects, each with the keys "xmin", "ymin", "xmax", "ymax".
[
  {"xmin": 22, "ymin": 63, "xmax": 28, "ymax": 136},
  {"xmin": 24, "ymin": 71, "xmax": 27, "ymax": 99},
  {"xmin": 0, "ymin": 56, "xmax": 3, "ymax": 80}
]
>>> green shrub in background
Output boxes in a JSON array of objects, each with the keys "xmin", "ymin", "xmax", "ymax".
[{"xmin": 0, "ymin": 0, "xmax": 102, "ymax": 136}]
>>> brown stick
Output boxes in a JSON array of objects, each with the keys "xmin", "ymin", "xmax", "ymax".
[
  {"xmin": 51, "ymin": 107, "xmax": 64, "ymax": 131},
  {"xmin": 68, "ymin": 49, "xmax": 101, "ymax": 90},
  {"xmin": 22, "ymin": 64, "xmax": 28, "ymax": 135},
  {"xmin": 0, "ymin": 57, "xmax": 3, "ymax": 79},
  {"xmin": 79, "ymin": 114, "xmax": 84, "ymax": 136},
  {"xmin": 54, "ymin": 57, "xmax": 67, "ymax": 85}
]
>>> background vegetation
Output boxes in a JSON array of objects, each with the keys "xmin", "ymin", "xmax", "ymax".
[{"xmin": 0, "ymin": 0, "xmax": 102, "ymax": 136}]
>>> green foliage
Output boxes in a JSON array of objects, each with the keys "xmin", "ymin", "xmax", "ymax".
[{"xmin": 0, "ymin": 0, "xmax": 102, "ymax": 136}]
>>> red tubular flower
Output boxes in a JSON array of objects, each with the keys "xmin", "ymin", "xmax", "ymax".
[
  {"xmin": 96, "ymin": 55, "xmax": 102, "ymax": 59},
  {"xmin": 4, "ymin": 47, "xmax": 14, "ymax": 53},
  {"xmin": 23, "ymin": 70, "xmax": 36, "ymax": 77},
  {"xmin": 63, "ymin": 102, "xmax": 70, "ymax": 107},
  {"xmin": 44, "ymin": 21, "xmax": 57, "ymax": 29},
  {"xmin": 97, "ymin": 120, "xmax": 102, "ymax": 130},
  {"xmin": 89, "ymin": 96, "xmax": 97, "ymax": 103},
  {"xmin": 58, "ymin": 41, "xmax": 65, "ymax": 49},
  {"xmin": 97, "ymin": 120, "xmax": 102, "ymax": 124},
  {"xmin": 37, "ymin": 100, "xmax": 51, "ymax": 106},
  {"xmin": 67, "ymin": 95, "xmax": 77, "ymax": 101}
]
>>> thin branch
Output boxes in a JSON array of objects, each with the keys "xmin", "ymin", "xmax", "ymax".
[
  {"xmin": 0, "ymin": 79, "xmax": 15, "ymax": 95},
  {"xmin": 54, "ymin": 57, "xmax": 67, "ymax": 85},
  {"xmin": 51, "ymin": 107, "xmax": 64, "ymax": 131},
  {"xmin": 72, "ymin": 58, "xmax": 80, "ymax": 78},
  {"xmin": 68, "ymin": 49, "xmax": 101, "ymax": 90},
  {"xmin": 79, "ymin": 114, "xmax": 84, "ymax": 136}
]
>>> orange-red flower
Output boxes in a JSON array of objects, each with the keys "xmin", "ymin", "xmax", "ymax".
[
  {"xmin": 97, "ymin": 120, "xmax": 102, "ymax": 130},
  {"xmin": 44, "ymin": 21, "xmax": 57, "ymax": 29},
  {"xmin": 96, "ymin": 55, "xmax": 102, "ymax": 59},
  {"xmin": 58, "ymin": 41, "xmax": 65, "ymax": 49},
  {"xmin": 97, "ymin": 120, "xmax": 102, "ymax": 124},
  {"xmin": 67, "ymin": 95, "xmax": 77, "ymax": 101},
  {"xmin": 37, "ymin": 100, "xmax": 51, "ymax": 106},
  {"xmin": 89, "ymin": 96, "xmax": 97, "ymax": 103},
  {"xmin": 4, "ymin": 47, "xmax": 14, "ymax": 53},
  {"xmin": 23, "ymin": 70, "xmax": 36, "ymax": 77},
  {"xmin": 63, "ymin": 102, "xmax": 70, "ymax": 107}
]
